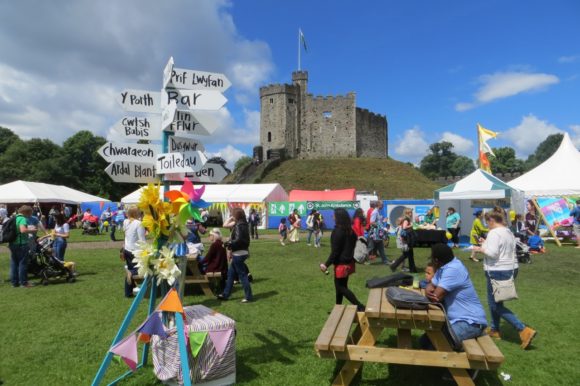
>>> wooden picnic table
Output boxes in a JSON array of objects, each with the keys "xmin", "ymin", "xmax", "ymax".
[{"xmin": 315, "ymin": 287, "xmax": 504, "ymax": 386}]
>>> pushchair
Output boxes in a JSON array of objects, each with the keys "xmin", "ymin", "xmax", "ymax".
[
  {"xmin": 516, "ymin": 239, "xmax": 531, "ymax": 264},
  {"xmin": 82, "ymin": 215, "xmax": 100, "ymax": 235},
  {"xmin": 28, "ymin": 237, "xmax": 76, "ymax": 285}
]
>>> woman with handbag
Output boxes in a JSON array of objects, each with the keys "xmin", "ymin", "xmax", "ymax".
[
  {"xmin": 320, "ymin": 208, "xmax": 365, "ymax": 311},
  {"xmin": 473, "ymin": 211, "xmax": 537, "ymax": 349}
]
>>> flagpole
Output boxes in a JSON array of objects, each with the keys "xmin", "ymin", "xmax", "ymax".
[
  {"xmin": 477, "ymin": 123, "xmax": 481, "ymax": 170},
  {"xmin": 298, "ymin": 28, "xmax": 301, "ymax": 70}
]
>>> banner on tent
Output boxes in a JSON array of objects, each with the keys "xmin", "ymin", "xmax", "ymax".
[
  {"xmin": 470, "ymin": 199, "xmax": 510, "ymax": 209},
  {"xmin": 307, "ymin": 201, "xmax": 360, "ymax": 211},
  {"xmin": 268, "ymin": 201, "xmax": 307, "ymax": 216}
]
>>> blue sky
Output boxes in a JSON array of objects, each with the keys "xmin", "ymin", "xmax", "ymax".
[{"xmin": 0, "ymin": 0, "xmax": 578, "ymax": 166}]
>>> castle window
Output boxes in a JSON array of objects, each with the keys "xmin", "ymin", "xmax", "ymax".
[
  {"xmin": 288, "ymin": 98, "xmax": 294, "ymax": 104},
  {"xmin": 267, "ymin": 132, "xmax": 272, "ymax": 142},
  {"xmin": 323, "ymin": 111, "xmax": 332, "ymax": 118},
  {"xmin": 270, "ymin": 98, "xmax": 273, "ymax": 104}
]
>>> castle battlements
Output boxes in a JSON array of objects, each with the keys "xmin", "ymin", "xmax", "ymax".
[{"xmin": 259, "ymin": 83, "xmax": 299, "ymax": 97}]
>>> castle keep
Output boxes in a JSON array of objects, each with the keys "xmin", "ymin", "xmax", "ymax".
[{"xmin": 258, "ymin": 71, "xmax": 388, "ymax": 160}]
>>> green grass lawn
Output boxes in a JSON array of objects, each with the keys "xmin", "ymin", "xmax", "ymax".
[{"xmin": 0, "ymin": 236, "xmax": 577, "ymax": 385}]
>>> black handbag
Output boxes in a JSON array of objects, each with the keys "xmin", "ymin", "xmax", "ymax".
[{"xmin": 386, "ymin": 287, "xmax": 430, "ymax": 310}]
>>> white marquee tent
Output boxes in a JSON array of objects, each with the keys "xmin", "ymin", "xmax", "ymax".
[
  {"xmin": 509, "ymin": 132, "xmax": 580, "ymax": 196},
  {"xmin": 434, "ymin": 169, "xmax": 524, "ymax": 238},
  {"xmin": 0, "ymin": 180, "xmax": 109, "ymax": 204},
  {"xmin": 121, "ymin": 183, "xmax": 288, "ymax": 226}
]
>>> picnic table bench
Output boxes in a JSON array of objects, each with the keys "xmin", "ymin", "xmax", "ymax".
[{"xmin": 315, "ymin": 287, "xmax": 504, "ymax": 386}]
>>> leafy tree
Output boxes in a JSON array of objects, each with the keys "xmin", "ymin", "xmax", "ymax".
[
  {"xmin": 419, "ymin": 141, "xmax": 458, "ymax": 178},
  {"xmin": 234, "ymin": 155, "xmax": 252, "ymax": 171},
  {"xmin": 489, "ymin": 147, "xmax": 524, "ymax": 174},
  {"xmin": 524, "ymin": 133, "xmax": 563, "ymax": 171},
  {"xmin": 450, "ymin": 156, "xmax": 476, "ymax": 176},
  {"xmin": 0, "ymin": 127, "xmax": 19, "ymax": 154}
]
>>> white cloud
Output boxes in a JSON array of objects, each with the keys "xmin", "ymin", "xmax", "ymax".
[
  {"xmin": 558, "ymin": 55, "xmax": 580, "ymax": 63},
  {"xmin": 570, "ymin": 125, "xmax": 580, "ymax": 147},
  {"xmin": 208, "ymin": 145, "xmax": 248, "ymax": 169},
  {"xmin": 0, "ymin": 0, "xmax": 273, "ymax": 144},
  {"xmin": 394, "ymin": 127, "xmax": 429, "ymax": 162},
  {"xmin": 503, "ymin": 114, "xmax": 562, "ymax": 156},
  {"xmin": 440, "ymin": 132, "xmax": 474, "ymax": 155},
  {"xmin": 455, "ymin": 71, "xmax": 559, "ymax": 111}
]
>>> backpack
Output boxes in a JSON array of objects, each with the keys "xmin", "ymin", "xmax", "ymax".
[
  {"xmin": 353, "ymin": 237, "xmax": 368, "ymax": 263},
  {"xmin": 386, "ymin": 287, "xmax": 430, "ymax": 310},
  {"xmin": 0, "ymin": 216, "xmax": 18, "ymax": 244}
]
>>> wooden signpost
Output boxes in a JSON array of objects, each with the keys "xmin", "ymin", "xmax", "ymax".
[
  {"xmin": 105, "ymin": 161, "xmax": 157, "ymax": 183},
  {"xmin": 97, "ymin": 142, "xmax": 159, "ymax": 163}
]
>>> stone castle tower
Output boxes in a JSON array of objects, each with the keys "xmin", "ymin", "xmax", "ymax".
[{"xmin": 258, "ymin": 71, "xmax": 388, "ymax": 160}]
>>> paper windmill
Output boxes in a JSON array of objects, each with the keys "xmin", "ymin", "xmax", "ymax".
[{"xmin": 164, "ymin": 178, "xmax": 211, "ymax": 225}]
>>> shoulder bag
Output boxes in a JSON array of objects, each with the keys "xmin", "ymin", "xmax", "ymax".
[{"xmin": 488, "ymin": 252, "xmax": 518, "ymax": 303}]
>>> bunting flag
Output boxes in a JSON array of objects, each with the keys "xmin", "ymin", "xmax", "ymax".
[
  {"xmin": 478, "ymin": 123, "xmax": 498, "ymax": 157},
  {"xmin": 188, "ymin": 331, "xmax": 208, "ymax": 357},
  {"xmin": 208, "ymin": 329, "xmax": 233, "ymax": 357},
  {"xmin": 138, "ymin": 312, "xmax": 168, "ymax": 340},
  {"xmin": 479, "ymin": 151, "xmax": 491, "ymax": 173},
  {"xmin": 158, "ymin": 288, "xmax": 185, "ymax": 318},
  {"xmin": 109, "ymin": 334, "xmax": 138, "ymax": 371}
]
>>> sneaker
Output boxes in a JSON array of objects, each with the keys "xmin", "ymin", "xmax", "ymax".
[
  {"xmin": 216, "ymin": 294, "xmax": 228, "ymax": 300},
  {"xmin": 519, "ymin": 326, "xmax": 537, "ymax": 349},
  {"xmin": 241, "ymin": 299, "xmax": 252, "ymax": 303},
  {"xmin": 357, "ymin": 304, "xmax": 366, "ymax": 312},
  {"xmin": 280, "ymin": 241, "xmax": 286, "ymax": 246},
  {"xmin": 21, "ymin": 283, "xmax": 35, "ymax": 288},
  {"xmin": 401, "ymin": 267, "xmax": 410, "ymax": 272},
  {"xmin": 247, "ymin": 273, "xmax": 254, "ymax": 283},
  {"xmin": 486, "ymin": 327, "xmax": 501, "ymax": 340},
  {"xmin": 307, "ymin": 243, "xmax": 311, "ymax": 246}
]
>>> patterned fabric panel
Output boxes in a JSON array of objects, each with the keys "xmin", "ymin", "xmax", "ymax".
[{"xmin": 152, "ymin": 305, "xmax": 236, "ymax": 385}]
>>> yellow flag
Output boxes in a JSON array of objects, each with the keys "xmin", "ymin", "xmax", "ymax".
[{"xmin": 478, "ymin": 123, "xmax": 498, "ymax": 157}]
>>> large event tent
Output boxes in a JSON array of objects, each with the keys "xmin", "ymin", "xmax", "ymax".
[
  {"xmin": 0, "ymin": 180, "xmax": 109, "ymax": 204},
  {"xmin": 121, "ymin": 183, "xmax": 288, "ymax": 226},
  {"xmin": 434, "ymin": 169, "xmax": 524, "ymax": 238},
  {"xmin": 509, "ymin": 132, "xmax": 580, "ymax": 196}
]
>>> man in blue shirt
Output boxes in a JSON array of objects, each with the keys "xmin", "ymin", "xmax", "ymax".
[
  {"xmin": 570, "ymin": 200, "xmax": 580, "ymax": 249},
  {"xmin": 424, "ymin": 243, "xmax": 487, "ymax": 347}
]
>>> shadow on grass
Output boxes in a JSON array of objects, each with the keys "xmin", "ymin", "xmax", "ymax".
[{"xmin": 236, "ymin": 329, "xmax": 312, "ymax": 383}]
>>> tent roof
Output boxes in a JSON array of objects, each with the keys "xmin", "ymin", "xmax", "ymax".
[
  {"xmin": 288, "ymin": 188, "xmax": 356, "ymax": 202},
  {"xmin": 121, "ymin": 183, "xmax": 288, "ymax": 204},
  {"xmin": 509, "ymin": 132, "xmax": 580, "ymax": 196},
  {"xmin": 435, "ymin": 169, "xmax": 518, "ymax": 200},
  {"xmin": 0, "ymin": 180, "xmax": 109, "ymax": 204}
]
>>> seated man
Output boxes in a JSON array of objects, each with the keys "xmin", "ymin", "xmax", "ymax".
[{"xmin": 422, "ymin": 243, "xmax": 488, "ymax": 349}]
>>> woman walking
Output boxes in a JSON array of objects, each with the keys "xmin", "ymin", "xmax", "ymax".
[
  {"xmin": 52, "ymin": 213, "xmax": 70, "ymax": 262},
  {"xmin": 390, "ymin": 210, "xmax": 417, "ymax": 273},
  {"xmin": 218, "ymin": 208, "xmax": 253, "ymax": 303},
  {"xmin": 288, "ymin": 209, "xmax": 301, "ymax": 243},
  {"xmin": 473, "ymin": 211, "xmax": 537, "ymax": 349},
  {"xmin": 122, "ymin": 207, "xmax": 146, "ymax": 298},
  {"xmin": 319, "ymin": 208, "xmax": 365, "ymax": 311},
  {"xmin": 446, "ymin": 207, "xmax": 461, "ymax": 248}
]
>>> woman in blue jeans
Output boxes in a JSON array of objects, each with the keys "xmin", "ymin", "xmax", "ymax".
[
  {"xmin": 218, "ymin": 208, "xmax": 253, "ymax": 303},
  {"xmin": 52, "ymin": 213, "xmax": 70, "ymax": 262},
  {"xmin": 473, "ymin": 211, "xmax": 537, "ymax": 349}
]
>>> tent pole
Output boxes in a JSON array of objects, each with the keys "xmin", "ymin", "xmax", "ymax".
[{"xmin": 532, "ymin": 197, "xmax": 561, "ymax": 247}]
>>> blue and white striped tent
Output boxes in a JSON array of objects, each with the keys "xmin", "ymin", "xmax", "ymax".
[{"xmin": 434, "ymin": 169, "xmax": 524, "ymax": 241}]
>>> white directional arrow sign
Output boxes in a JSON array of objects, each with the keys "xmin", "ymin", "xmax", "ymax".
[
  {"xmin": 164, "ymin": 89, "xmax": 227, "ymax": 111},
  {"xmin": 112, "ymin": 116, "xmax": 163, "ymax": 140},
  {"xmin": 98, "ymin": 142, "xmax": 159, "ymax": 163},
  {"xmin": 169, "ymin": 136, "xmax": 205, "ymax": 153},
  {"xmin": 162, "ymin": 56, "xmax": 174, "ymax": 89},
  {"xmin": 167, "ymin": 68, "xmax": 232, "ymax": 92},
  {"xmin": 161, "ymin": 100, "xmax": 177, "ymax": 131},
  {"xmin": 105, "ymin": 161, "xmax": 158, "ymax": 183},
  {"xmin": 164, "ymin": 110, "xmax": 217, "ymax": 136},
  {"xmin": 117, "ymin": 90, "xmax": 161, "ymax": 113},
  {"xmin": 156, "ymin": 151, "xmax": 207, "ymax": 174},
  {"xmin": 164, "ymin": 162, "xmax": 229, "ymax": 183}
]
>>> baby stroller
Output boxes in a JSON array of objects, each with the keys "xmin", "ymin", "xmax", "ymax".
[
  {"xmin": 28, "ymin": 237, "xmax": 76, "ymax": 285},
  {"xmin": 82, "ymin": 215, "xmax": 100, "ymax": 235},
  {"xmin": 516, "ymin": 239, "xmax": 531, "ymax": 264}
]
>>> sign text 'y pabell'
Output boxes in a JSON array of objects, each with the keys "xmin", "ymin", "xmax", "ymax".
[
  {"xmin": 164, "ymin": 163, "xmax": 229, "ymax": 183},
  {"xmin": 112, "ymin": 116, "xmax": 162, "ymax": 140},
  {"xmin": 167, "ymin": 68, "xmax": 231, "ymax": 92},
  {"xmin": 156, "ymin": 151, "xmax": 207, "ymax": 174},
  {"xmin": 169, "ymin": 136, "xmax": 205, "ymax": 153},
  {"xmin": 164, "ymin": 110, "xmax": 216, "ymax": 136},
  {"xmin": 117, "ymin": 89, "xmax": 161, "ymax": 113},
  {"xmin": 105, "ymin": 161, "xmax": 158, "ymax": 183},
  {"xmin": 97, "ymin": 142, "xmax": 159, "ymax": 163},
  {"xmin": 164, "ymin": 89, "xmax": 227, "ymax": 111}
]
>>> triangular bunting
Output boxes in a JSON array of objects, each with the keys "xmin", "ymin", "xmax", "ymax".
[
  {"xmin": 138, "ymin": 312, "xmax": 168, "ymax": 340},
  {"xmin": 208, "ymin": 329, "xmax": 233, "ymax": 357},
  {"xmin": 109, "ymin": 334, "xmax": 138, "ymax": 371},
  {"xmin": 158, "ymin": 288, "xmax": 185, "ymax": 318},
  {"xmin": 188, "ymin": 331, "xmax": 208, "ymax": 357}
]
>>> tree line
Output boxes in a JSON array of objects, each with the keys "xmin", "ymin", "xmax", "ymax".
[
  {"xmin": 0, "ymin": 127, "xmax": 137, "ymax": 201},
  {"xmin": 418, "ymin": 133, "xmax": 565, "ymax": 179}
]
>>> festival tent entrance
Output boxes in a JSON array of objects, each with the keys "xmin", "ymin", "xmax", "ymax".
[
  {"xmin": 121, "ymin": 183, "xmax": 288, "ymax": 227},
  {"xmin": 434, "ymin": 169, "xmax": 524, "ymax": 241},
  {"xmin": 0, "ymin": 180, "xmax": 109, "ymax": 204},
  {"xmin": 509, "ymin": 132, "xmax": 580, "ymax": 196}
]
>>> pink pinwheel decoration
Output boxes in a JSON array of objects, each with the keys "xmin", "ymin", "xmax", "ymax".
[{"xmin": 164, "ymin": 178, "xmax": 211, "ymax": 225}]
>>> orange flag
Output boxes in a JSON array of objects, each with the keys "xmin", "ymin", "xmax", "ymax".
[
  {"xmin": 158, "ymin": 288, "xmax": 185, "ymax": 317},
  {"xmin": 479, "ymin": 151, "xmax": 491, "ymax": 173}
]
